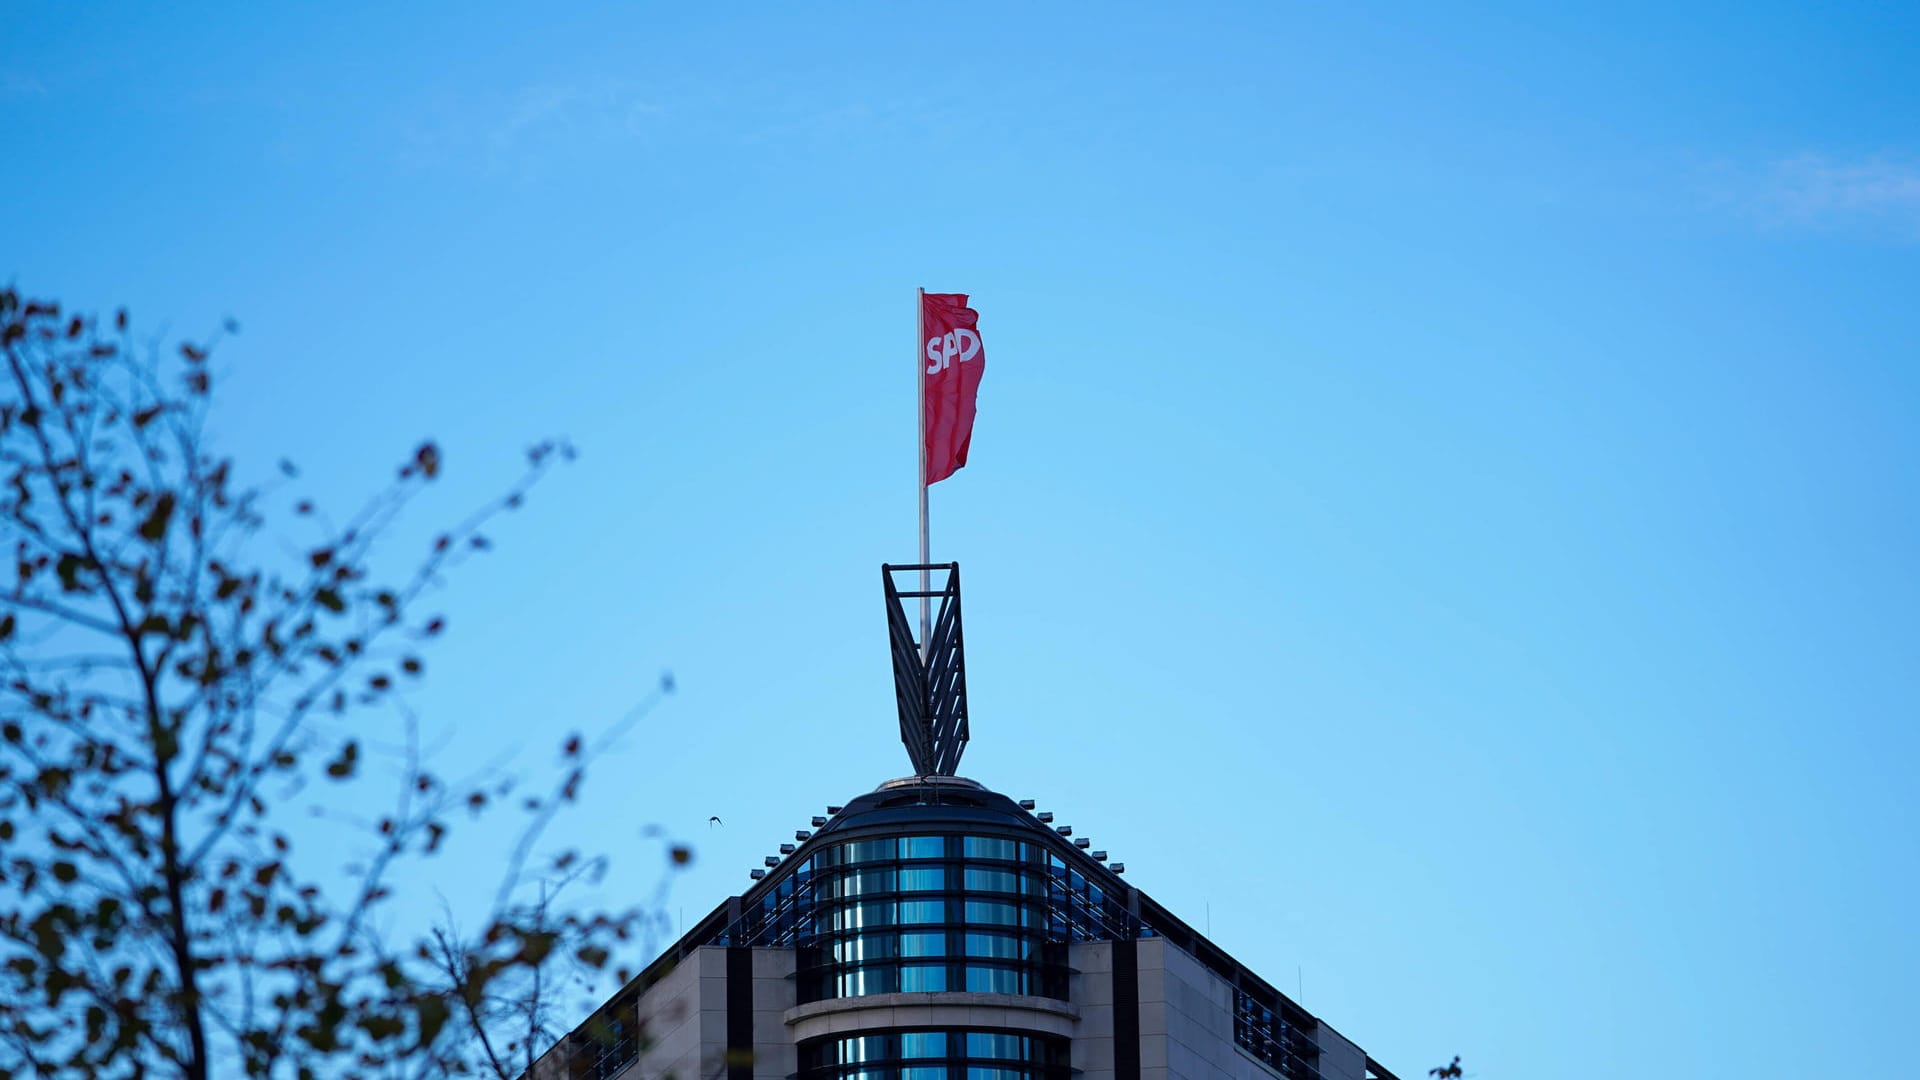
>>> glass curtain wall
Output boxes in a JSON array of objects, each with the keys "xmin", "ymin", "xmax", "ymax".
[
  {"xmin": 799, "ymin": 1029, "xmax": 1069, "ymax": 1080},
  {"xmin": 799, "ymin": 834, "xmax": 1064, "ymax": 1001},
  {"xmin": 724, "ymin": 829, "xmax": 1145, "ymax": 1004}
]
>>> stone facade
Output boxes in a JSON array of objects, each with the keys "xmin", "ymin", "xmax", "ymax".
[{"xmin": 535, "ymin": 939, "xmax": 1386, "ymax": 1080}]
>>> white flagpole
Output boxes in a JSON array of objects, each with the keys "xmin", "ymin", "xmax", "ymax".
[{"xmin": 916, "ymin": 288, "xmax": 931, "ymax": 662}]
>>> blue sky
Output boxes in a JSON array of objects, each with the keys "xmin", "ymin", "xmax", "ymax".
[{"xmin": 6, "ymin": 3, "xmax": 1919, "ymax": 1076}]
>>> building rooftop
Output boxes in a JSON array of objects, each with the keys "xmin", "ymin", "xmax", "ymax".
[{"xmin": 593, "ymin": 773, "xmax": 1400, "ymax": 1080}]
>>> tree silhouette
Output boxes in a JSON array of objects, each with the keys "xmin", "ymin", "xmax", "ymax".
[{"xmin": 0, "ymin": 288, "xmax": 676, "ymax": 1077}]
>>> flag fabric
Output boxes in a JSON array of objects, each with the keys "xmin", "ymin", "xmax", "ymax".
[{"xmin": 922, "ymin": 292, "xmax": 984, "ymax": 485}]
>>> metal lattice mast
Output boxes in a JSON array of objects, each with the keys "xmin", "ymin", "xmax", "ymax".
[{"xmin": 882, "ymin": 562, "xmax": 969, "ymax": 776}]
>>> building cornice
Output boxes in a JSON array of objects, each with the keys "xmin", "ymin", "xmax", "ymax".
[{"xmin": 784, "ymin": 991, "xmax": 1081, "ymax": 1042}]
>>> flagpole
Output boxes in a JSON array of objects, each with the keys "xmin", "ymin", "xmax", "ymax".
[{"xmin": 916, "ymin": 287, "xmax": 931, "ymax": 663}]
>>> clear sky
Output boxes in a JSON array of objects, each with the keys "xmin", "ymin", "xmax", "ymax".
[{"xmin": 6, "ymin": 4, "xmax": 1919, "ymax": 1077}]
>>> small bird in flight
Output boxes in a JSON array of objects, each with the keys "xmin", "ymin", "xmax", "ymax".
[{"xmin": 708, "ymin": 816, "xmax": 723, "ymax": 827}]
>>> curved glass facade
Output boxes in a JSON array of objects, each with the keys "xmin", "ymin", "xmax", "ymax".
[
  {"xmin": 799, "ymin": 834, "xmax": 1066, "ymax": 1001},
  {"xmin": 726, "ymin": 827, "xmax": 1142, "ymax": 1003},
  {"xmin": 799, "ymin": 1029, "xmax": 1069, "ymax": 1080}
]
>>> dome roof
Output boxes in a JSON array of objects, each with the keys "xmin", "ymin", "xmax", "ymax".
[{"xmin": 812, "ymin": 776, "xmax": 1051, "ymax": 841}]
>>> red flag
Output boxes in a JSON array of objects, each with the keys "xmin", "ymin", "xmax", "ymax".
[{"xmin": 922, "ymin": 292, "xmax": 984, "ymax": 485}]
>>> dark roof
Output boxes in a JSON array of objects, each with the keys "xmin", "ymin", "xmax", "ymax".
[{"xmin": 810, "ymin": 776, "xmax": 1046, "ymax": 841}]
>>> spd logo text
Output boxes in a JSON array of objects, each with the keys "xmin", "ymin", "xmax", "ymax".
[{"xmin": 926, "ymin": 329, "xmax": 981, "ymax": 375}]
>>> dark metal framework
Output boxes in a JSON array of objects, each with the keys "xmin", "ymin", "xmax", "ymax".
[
  {"xmin": 1234, "ymin": 989, "xmax": 1321, "ymax": 1080},
  {"xmin": 883, "ymin": 563, "xmax": 969, "ymax": 776},
  {"xmin": 565, "ymin": 1017, "xmax": 635, "ymax": 1080}
]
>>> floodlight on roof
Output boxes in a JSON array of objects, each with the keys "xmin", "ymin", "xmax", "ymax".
[
  {"xmin": 763, "ymin": 856, "xmax": 779, "ymax": 867},
  {"xmin": 1110, "ymin": 862, "xmax": 1125, "ymax": 873},
  {"xmin": 1037, "ymin": 812, "xmax": 1054, "ymax": 823},
  {"xmin": 779, "ymin": 844, "xmax": 795, "ymax": 855},
  {"xmin": 827, "ymin": 805, "xmax": 844, "ymax": 814},
  {"xmin": 1091, "ymin": 850, "xmax": 1108, "ymax": 861},
  {"xmin": 1074, "ymin": 838, "xmax": 1091, "ymax": 849},
  {"xmin": 1019, "ymin": 799, "xmax": 1036, "ymax": 810},
  {"xmin": 749, "ymin": 869, "xmax": 767, "ymax": 880},
  {"xmin": 812, "ymin": 816, "xmax": 828, "ymax": 828},
  {"xmin": 1055, "ymin": 825, "xmax": 1072, "ymax": 837},
  {"xmin": 795, "ymin": 830, "xmax": 811, "ymax": 842}
]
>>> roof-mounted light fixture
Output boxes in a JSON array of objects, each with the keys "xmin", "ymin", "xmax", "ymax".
[
  {"xmin": 763, "ymin": 856, "xmax": 779, "ymax": 868},
  {"xmin": 1037, "ymin": 812, "xmax": 1054, "ymax": 823},
  {"xmin": 1110, "ymin": 862, "xmax": 1125, "ymax": 873},
  {"xmin": 1019, "ymin": 799, "xmax": 1036, "ymax": 810},
  {"xmin": 1074, "ymin": 838, "xmax": 1091, "ymax": 850},
  {"xmin": 812, "ymin": 816, "xmax": 828, "ymax": 828},
  {"xmin": 795, "ymin": 830, "xmax": 811, "ymax": 842},
  {"xmin": 779, "ymin": 843, "xmax": 795, "ymax": 855},
  {"xmin": 827, "ymin": 805, "xmax": 844, "ymax": 815},
  {"xmin": 1091, "ymin": 850, "xmax": 1108, "ymax": 861},
  {"xmin": 750, "ymin": 868, "xmax": 767, "ymax": 880},
  {"xmin": 1056, "ymin": 825, "xmax": 1073, "ymax": 837}
]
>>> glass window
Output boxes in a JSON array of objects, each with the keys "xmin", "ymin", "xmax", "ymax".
[
  {"xmin": 899, "ymin": 1033, "xmax": 947, "ymax": 1059},
  {"xmin": 834, "ymin": 936, "xmax": 887, "ymax": 962},
  {"xmin": 899, "ymin": 964, "xmax": 948, "ymax": 991},
  {"xmin": 966, "ymin": 1033, "xmax": 1029, "ymax": 1059},
  {"xmin": 902, "ymin": 836, "xmax": 947, "ymax": 859},
  {"xmin": 963, "ymin": 868, "xmax": 1022, "ymax": 893},
  {"xmin": 899, "ymin": 867, "xmax": 946, "ymax": 891},
  {"xmin": 833, "ymin": 902, "xmax": 897, "ymax": 931},
  {"xmin": 964, "ymin": 933, "xmax": 1027, "ymax": 959},
  {"xmin": 802, "ymin": 1032, "xmax": 1064, "ymax": 1080},
  {"xmin": 898, "ymin": 932, "xmax": 946, "ymax": 957},
  {"xmin": 965, "ymin": 967, "xmax": 1025, "ymax": 994},
  {"xmin": 843, "ymin": 839, "xmax": 897, "ymax": 863},
  {"xmin": 898, "ymin": 900, "xmax": 947, "ymax": 924},
  {"xmin": 836, "ymin": 969, "xmax": 887, "ymax": 996},
  {"xmin": 964, "ymin": 900, "xmax": 1024, "ymax": 926},
  {"xmin": 837, "ymin": 869, "xmax": 895, "ymax": 896},
  {"xmin": 964, "ymin": 837, "xmax": 1020, "ymax": 861}
]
